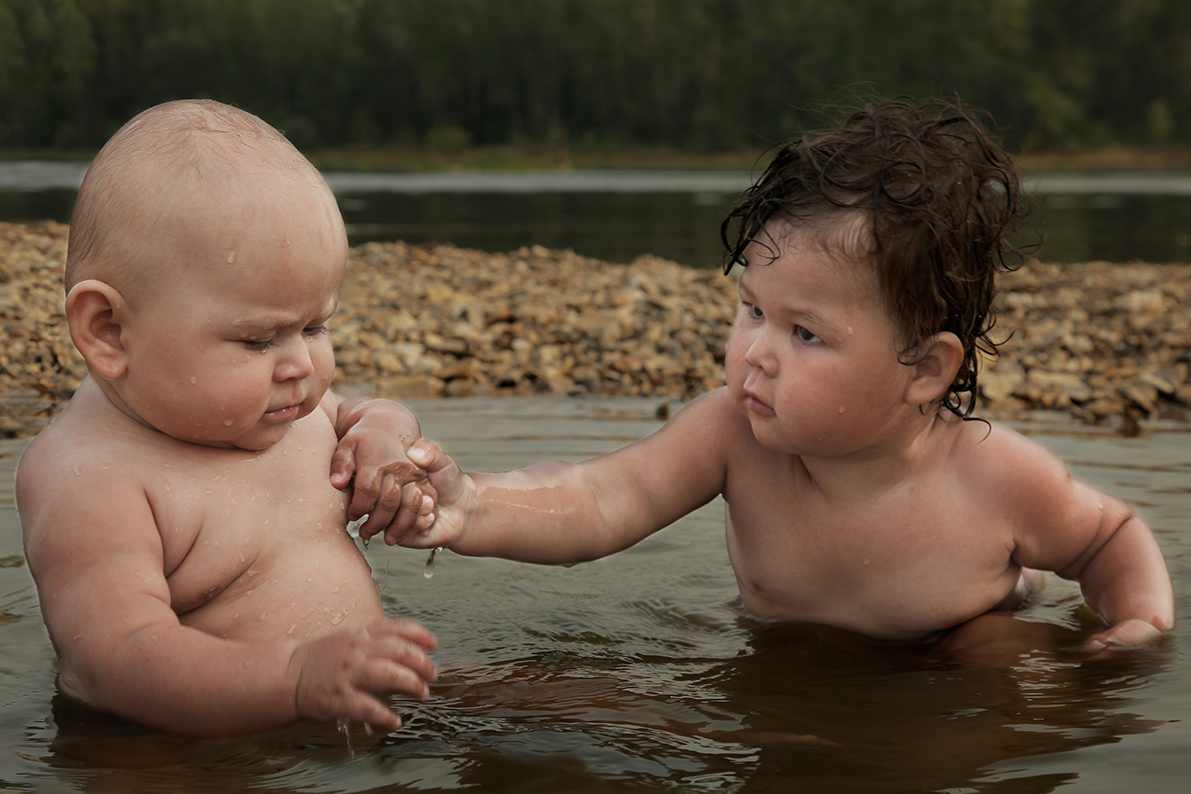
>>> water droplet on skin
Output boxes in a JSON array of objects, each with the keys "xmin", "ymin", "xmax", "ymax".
[
  {"xmin": 307, "ymin": 577, "xmax": 314, "ymax": 583},
  {"xmin": 286, "ymin": 624, "xmax": 296, "ymax": 636},
  {"xmin": 227, "ymin": 250, "xmax": 236, "ymax": 264},
  {"xmin": 862, "ymin": 557, "xmax": 871, "ymax": 566},
  {"xmin": 838, "ymin": 406, "xmax": 846, "ymax": 414},
  {"xmin": 164, "ymin": 483, "xmax": 172, "ymax": 492},
  {"xmin": 72, "ymin": 465, "xmax": 82, "ymax": 476},
  {"xmin": 223, "ymin": 419, "xmax": 234, "ymax": 427},
  {"xmin": 847, "ymin": 326, "xmax": 855, "ymax": 335},
  {"xmin": 424, "ymin": 547, "xmax": 443, "ymax": 579},
  {"xmin": 190, "ymin": 377, "xmax": 197, "ymax": 385}
]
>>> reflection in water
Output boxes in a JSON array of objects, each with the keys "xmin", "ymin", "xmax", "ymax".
[
  {"xmin": 30, "ymin": 595, "xmax": 1172, "ymax": 793},
  {"xmin": 1, "ymin": 399, "xmax": 1188, "ymax": 793},
  {"xmin": 4, "ymin": 164, "xmax": 1191, "ymax": 266}
]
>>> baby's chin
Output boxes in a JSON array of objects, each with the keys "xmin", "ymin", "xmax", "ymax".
[{"xmin": 161, "ymin": 421, "xmax": 292, "ymax": 452}]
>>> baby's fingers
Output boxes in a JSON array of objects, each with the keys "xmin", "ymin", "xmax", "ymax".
[
  {"xmin": 337, "ymin": 691, "xmax": 404, "ymax": 733},
  {"xmin": 359, "ymin": 482, "xmax": 431, "ymax": 544},
  {"xmin": 1085, "ymin": 618, "xmax": 1163, "ymax": 654},
  {"xmin": 370, "ymin": 617, "xmax": 439, "ymax": 653},
  {"xmin": 329, "ymin": 440, "xmax": 358, "ymax": 491},
  {"xmin": 408, "ymin": 440, "xmax": 465, "ymax": 505},
  {"xmin": 358, "ymin": 651, "xmax": 436, "ymax": 703}
]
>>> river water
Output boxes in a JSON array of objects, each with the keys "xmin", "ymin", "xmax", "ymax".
[
  {"xmin": 1, "ymin": 397, "xmax": 1189, "ymax": 793},
  {"xmin": 2, "ymin": 164, "xmax": 1190, "ymax": 790},
  {"xmin": 3, "ymin": 162, "xmax": 1191, "ymax": 266}
]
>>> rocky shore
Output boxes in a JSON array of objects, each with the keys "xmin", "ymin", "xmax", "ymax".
[{"xmin": 3, "ymin": 220, "xmax": 1190, "ymax": 438}]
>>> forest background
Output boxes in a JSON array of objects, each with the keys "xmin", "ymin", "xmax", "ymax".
[{"xmin": 3, "ymin": 0, "xmax": 1191, "ymax": 167}]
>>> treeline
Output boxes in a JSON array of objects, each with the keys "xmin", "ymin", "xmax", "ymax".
[{"xmin": 3, "ymin": 0, "xmax": 1191, "ymax": 154}]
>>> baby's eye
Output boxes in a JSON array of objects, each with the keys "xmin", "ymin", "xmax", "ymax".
[
  {"xmin": 793, "ymin": 325, "xmax": 820, "ymax": 344},
  {"xmin": 742, "ymin": 302, "xmax": 764, "ymax": 320},
  {"xmin": 243, "ymin": 338, "xmax": 278, "ymax": 352},
  {"xmin": 303, "ymin": 324, "xmax": 330, "ymax": 338}
]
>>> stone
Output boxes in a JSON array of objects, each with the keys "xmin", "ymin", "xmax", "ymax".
[{"xmin": 4, "ymin": 222, "xmax": 1191, "ymax": 437}]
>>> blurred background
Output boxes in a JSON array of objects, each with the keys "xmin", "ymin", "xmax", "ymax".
[{"xmin": 3, "ymin": 0, "xmax": 1191, "ymax": 265}]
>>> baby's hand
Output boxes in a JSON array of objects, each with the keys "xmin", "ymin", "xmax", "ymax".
[
  {"xmin": 290, "ymin": 618, "xmax": 438, "ymax": 732},
  {"xmin": 384, "ymin": 439, "xmax": 473, "ymax": 549},
  {"xmin": 330, "ymin": 400, "xmax": 437, "ymax": 542},
  {"xmin": 1085, "ymin": 618, "xmax": 1165, "ymax": 654}
]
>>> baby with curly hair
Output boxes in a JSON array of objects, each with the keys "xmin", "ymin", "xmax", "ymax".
[{"xmin": 392, "ymin": 98, "xmax": 1173, "ymax": 650}]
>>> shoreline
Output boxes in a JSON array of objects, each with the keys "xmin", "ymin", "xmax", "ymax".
[
  {"xmin": 2, "ymin": 221, "xmax": 1189, "ymax": 438},
  {"xmin": 6, "ymin": 143, "xmax": 1191, "ymax": 174}
]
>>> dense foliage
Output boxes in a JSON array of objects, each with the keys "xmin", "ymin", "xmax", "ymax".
[{"xmin": 3, "ymin": 0, "xmax": 1190, "ymax": 154}]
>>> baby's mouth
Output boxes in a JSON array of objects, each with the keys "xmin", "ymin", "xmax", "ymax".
[
  {"xmin": 264, "ymin": 404, "xmax": 301, "ymax": 422},
  {"xmin": 745, "ymin": 390, "xmax": 774, "ymax": 416}
]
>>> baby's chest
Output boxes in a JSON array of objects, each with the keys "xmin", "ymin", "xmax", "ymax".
[
  {"xmin": 153, "ymin": 434, "xmax": 353, "ymax": 611},
  {"xmin": 725, "ymin": 482, "xmax": 1018, "ymax": 631}
]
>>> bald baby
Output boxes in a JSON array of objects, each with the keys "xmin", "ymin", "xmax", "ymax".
[{"xmin": 18, "ymin": 100, "xmax": 439, "ymax": 738}]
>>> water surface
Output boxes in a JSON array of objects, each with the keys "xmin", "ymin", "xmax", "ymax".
[
  {"xmin": 3, "ymin": 163, "xmax": 1191, "ymax": 266},
  {"xmin": 1, "ymin": 397, "xmax": 1188, "ymax": 792}
]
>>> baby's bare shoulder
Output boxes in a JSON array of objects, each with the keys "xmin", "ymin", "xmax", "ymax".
[
  {"xmin": 654, "ymin": 389, "xmax": 757, "ymax": 466},
  {"xmin": 944, "ymin": 419, "xmax": 1076, "ymax": 510},
  {"xmin": 20, "ymin": 408, "xmax": 155, "ymax": 488},
  {"xmin": 952, "ymin": 419, "xmax": 1060, "ymax": 470},
  {"xmin": 667, "ymin": 388, "xmax": 752, "ymax": 443},
  {"xmin": 17, "ymin": 397, "xmax": 176, "ymax": 547}
]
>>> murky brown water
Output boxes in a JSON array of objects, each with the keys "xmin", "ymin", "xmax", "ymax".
[{"xmin": 1, "ymin": 397, "xmax": 1188, "ymax": 793}]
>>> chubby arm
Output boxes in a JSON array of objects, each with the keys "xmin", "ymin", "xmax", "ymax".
[
  {"xmin": 1002, "ymin": 430, "xmax": 1174, "ymax": 649},
  {"xmin": 323, "ymin": 394, "xmax": 435, "ymax": 542},
  {"xmin": 399, "ymin": 390, "xmax": 738, "ymax": 563},
  {"xmin": 17, "ymin": 446, "xmax": 436, "ymax": 738},
  {"xmin": 1074, "ymin": 510, "xmax": 1173, "ymax": 649}
]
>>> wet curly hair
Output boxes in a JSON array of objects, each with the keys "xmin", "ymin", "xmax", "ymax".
[{"xmin": 720, "ymin": 97, "xmax": 1030, "ymax": 418}]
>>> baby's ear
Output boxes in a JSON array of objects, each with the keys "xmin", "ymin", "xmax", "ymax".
[
  {"xmin": 904, "ymin": 331, "xmax": 964, "ymax": 408},
  {"xmin": 65, "ymin": 279, "xmax": 129, "ymax": 380}
]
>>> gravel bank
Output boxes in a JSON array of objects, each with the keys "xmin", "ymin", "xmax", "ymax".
[{"xmin": 3, "ymin": 221, "xmax": 1189, "ymax": 438}]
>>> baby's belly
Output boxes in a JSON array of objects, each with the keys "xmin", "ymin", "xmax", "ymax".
[
  {"xmin": 735, "ymin": 559, "xmax": 1023, "ymax": 642},
  {"xmin": 172, "ymin": 527, "xmax": 383, "ymax": 642}
]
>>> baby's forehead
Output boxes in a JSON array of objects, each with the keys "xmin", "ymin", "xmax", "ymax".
[{"xmin": 756, "ymin": 213, "xmax": 874, "ymax": 272}]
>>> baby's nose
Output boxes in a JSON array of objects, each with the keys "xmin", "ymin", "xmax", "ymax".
[{"xmin": 274, "ymin": 339, "xmax": 315, "ymax": 381}]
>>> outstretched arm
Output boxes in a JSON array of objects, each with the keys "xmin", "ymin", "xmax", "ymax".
[{"xmin": 392, "ymin": 390, "xmax": 738, "ymax": 564}]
